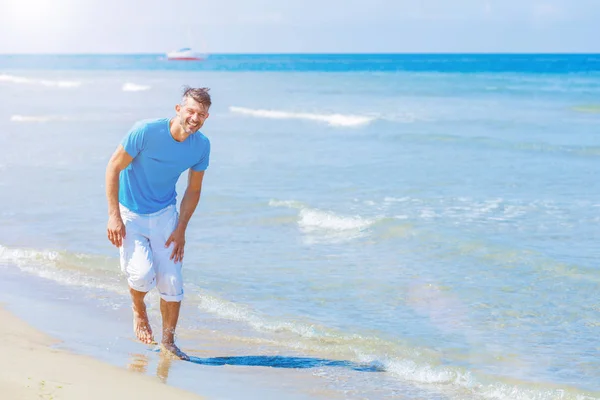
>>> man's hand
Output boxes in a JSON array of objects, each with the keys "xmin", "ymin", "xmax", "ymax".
[
  {"xmin": 164, "ymin": 169, "xmax": 204, "ymax": 263},
  {"xmin": 107, "ymin": 214, "xmax": 126, "ymax": 247},
  {"xmin": 165, "ymin": 226, "xmax": 186, "ymax": 263},
  {"xmin": 105, "ymin": 144, "xmax": 133, "ymax": 249}
]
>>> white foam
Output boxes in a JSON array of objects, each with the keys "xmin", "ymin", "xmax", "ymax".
[
  {"xmin": 384, "ymin": 196, "xmax": 412, "ymax": 203},
  {"xmin": 418, "ymin": 208, "xmax": 437, "ymax": 219},
  {"xmin": 229, "ymin": 106, "xmax": 375, "ymax": 127},
  {"xmin": 10, "ymin": 115, "xmax": 70, "ymax": 123},
  {"xmin": 0, "ymin": 74, "xmax": 81, "ymax": 88},
  {"xmin": 199, "ymin": 289, "xmax": 498, "ymax": 394},
  {"xmin": 200, "ymin": 294, "xmax": 258, "ymax": 323},
  {"xmin": 299, "ymin": 209, "xmax": 374, "ymax": 232},
  {"xmin": 268, "ymin": 199, "xmax": 304, "ymax": 209},
  {"xmin": 196, "ymin": 288, "xmax": 596, "ymax": 400},
  {"xmin": 383, "ymin": 357, "xmax": 468, "ymax": 385},
  {"xmin": 122, "ymin": 82, "xmax": 151, "ymax": 92},
  {"xmin": 41, "ymin": 80, "xmax": 81, "ymax": 88},
  {"xmin": 0, "ymin": 245, "xmax": 124, "ymax": 293},
  {"xmin": 269, "ymin": 199, "xmax": 376, "ymax": 243},
  {"xmin": 198, "ymin": 291, "xmax": 343, "ymax": 340},
  {"xmin": 381, "ymin": 354, "xmax": 593, "ymax": 400},
  {"xmin": 0, "ymin": 245, "xmax": 59, "ymax": 265}
]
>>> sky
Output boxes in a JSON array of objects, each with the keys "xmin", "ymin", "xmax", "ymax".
[{"xmin": 0, "ymin": 0, "xmax": 598, "ymax": 53}]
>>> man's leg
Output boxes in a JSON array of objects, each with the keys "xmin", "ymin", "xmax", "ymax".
[
  {"xmin": 120, "ymin": 216, "xmax": 156, "ymax": 345},
  {"xmin": 160, "ymin": 298, "xmax": 189, "ymax": 360},
  {"xmin": 131, "ymin": 287, "xmax": 154, "ymax": 344},
  {"xmin": 152, "ymin": 207, "xmax": 188, "ymax": 360}
]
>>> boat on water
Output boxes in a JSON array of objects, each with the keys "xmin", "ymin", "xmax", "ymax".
[{"xmin": 166, "ymin": 48, "xmax": 206, "ymax": 61}]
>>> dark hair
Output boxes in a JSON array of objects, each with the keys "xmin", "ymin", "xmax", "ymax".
[{"xmin": 181, "ymin": 86, "xmax": 211, "ymax": 108}]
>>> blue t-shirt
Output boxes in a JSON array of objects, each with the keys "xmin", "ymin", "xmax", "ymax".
[{"xmin": 118, "ymin": 118, "xmax": 210, "ymax": 214}]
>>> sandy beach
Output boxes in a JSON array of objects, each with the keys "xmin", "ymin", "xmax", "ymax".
[{"xmin": 0, "ymin": 305, "xmax": 203, "ymax": 400}]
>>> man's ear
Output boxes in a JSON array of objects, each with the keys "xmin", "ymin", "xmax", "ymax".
[{"xmin": 175, "ymin": 104, "xmax": 181, "ymax": 113}]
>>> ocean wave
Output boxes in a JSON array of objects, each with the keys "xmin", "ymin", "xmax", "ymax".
[
  {"xmin": 122, "ymin": 82, "xmax": 151, "ymax": 92},
  {"xmin": 0, "ymin": 73, "xmax": 81, "ymax": 88},
  {"xmin": 269, "ymin": 199, "xmax": 377, "ymax": 243},
  {"xmin": 10, "ymin": 115, "xmax": 71, "ymax": 123},
  {"xmin": 379, "ymin": 196, "xmax": 589, "ymax": 232},
  {"xmin": 298, "ymin": 208, "xmax": 374, "ymax": 232},
  {"xmin": 10, "ymin": 113, "xmax": 135, "ymax": 123},
  {"xmin": 195, "ymin": 289, "xmax": 599, "ymax": 400},
  {"xmin": 1, "ymin": 243, "xmax": 598, "ymax": 399},
  {"xmin": 0, "ymin": 245, "xmax": 123, "ymax": 292},
  {"xmin": 0, "ymin": 245, "xmax": 60, "ymax": 265},
  {"xmin": 267, "ymin": 199, "xmax": 305, "ymax": 209},
  {"xmin": 229, "ymin": 106, "xmax": 375, "ymax": 127}
]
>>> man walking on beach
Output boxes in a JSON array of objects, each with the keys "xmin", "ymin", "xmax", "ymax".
[{"xmin": 105, "ymin": 87, "xmax": 211, "ymax": 360}]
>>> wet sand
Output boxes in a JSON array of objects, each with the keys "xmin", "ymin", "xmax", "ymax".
[{"xmin": 0, "ymin": 305, "xmax": 203, "ymax": 400}]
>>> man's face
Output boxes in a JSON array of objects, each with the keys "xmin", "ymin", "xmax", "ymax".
[{"xmin": 176, "ymin": 98, "xmax": 209, "ymax": 134}]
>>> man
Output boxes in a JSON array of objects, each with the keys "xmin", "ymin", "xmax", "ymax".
[{"xmin": 105, "ymin": 86, "xmax": 211, "ymax": 360}]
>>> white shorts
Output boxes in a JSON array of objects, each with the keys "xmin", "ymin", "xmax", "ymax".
[{"xmin": 119, "ymin": 204, "xmax": 184, "ymax": 302}]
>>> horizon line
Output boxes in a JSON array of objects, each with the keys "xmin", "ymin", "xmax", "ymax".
[{"xmin": 1, "ymin": 51, "xmax": 599, "ymax": 56}]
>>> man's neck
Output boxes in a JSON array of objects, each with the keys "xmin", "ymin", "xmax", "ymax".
[{"xmin": 169, "ymin": 118, "xmax": 190, "ymax": 142}]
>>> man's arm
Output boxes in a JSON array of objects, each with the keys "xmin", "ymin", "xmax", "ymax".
[
  {"xmin": 105, "ymin": 145, "xmax": 134, "ymax": 247},
  {"xmin": 179, "ymin": 169, "xmax": 205, "ymax": 230},
  {"xmin": 166, "ymin": 169, "xmax": 205, "ymax": 262}
]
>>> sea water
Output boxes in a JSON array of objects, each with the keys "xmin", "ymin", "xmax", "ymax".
[{"xmin": 0, "ymin": 54, "xmax": 599, "ymax": 399}]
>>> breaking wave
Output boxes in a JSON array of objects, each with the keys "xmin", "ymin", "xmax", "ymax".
[
  {"xmin": 122, "ymin": 82, "xmax": 151, "ymax": 92},
  {"xmin": 229, "ymin": 106, "xmax": 375, "ymax": 127},
  {"xmin": 0, "ymin": 73, "xmax": 81, "ymax": 88}
]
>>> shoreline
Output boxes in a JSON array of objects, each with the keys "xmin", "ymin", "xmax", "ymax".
[
  {"xmin": 0, "ymin": 304, "xmax": 204, "ymax": 400},
  {"xmin": 2, "ymin": 252, "xmax": 599, "ymax": 400},
  {"xmin": 0, "ymin": 264, "xmax": 333, "ymax": 400}
]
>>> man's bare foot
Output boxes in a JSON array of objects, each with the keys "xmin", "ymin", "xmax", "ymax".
[
  {"xmin": 132, "ymin": 306, "xmax": 154, "ymax": 345},
  {"xmin": 161, "ymin": 342, "xmax": 190, "ymax": 361}
]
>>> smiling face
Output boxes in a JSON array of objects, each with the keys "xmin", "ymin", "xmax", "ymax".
[{"xmin": 175, "ymin": 97, "xmax": 210, "ymax": 135}]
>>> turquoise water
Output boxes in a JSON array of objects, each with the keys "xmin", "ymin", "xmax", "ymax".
[
  {"xmin": 0, "ymin": 54, "xmax": 599, "ymax": 399},
  {"xmin": 1, "ymin": 53, "xmax": 600, "ymax": 72}
]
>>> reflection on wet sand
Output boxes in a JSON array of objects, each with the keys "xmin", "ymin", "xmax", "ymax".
[
  {"xmin": 127, "ymin": 353, "xmax": 148, "ymax": 374},
  {"xmin": 127, "ymin": 352, "xmax": 174, "ymax": 383}
]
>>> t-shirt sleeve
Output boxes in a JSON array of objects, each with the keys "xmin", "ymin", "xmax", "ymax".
[
  {"xmin": 120, "ymin": 122, "xmax": 146, "ymax": 158},
  {"xmin": 191, "ymin": 138, "xmax": 211, "ymax": 172}
]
